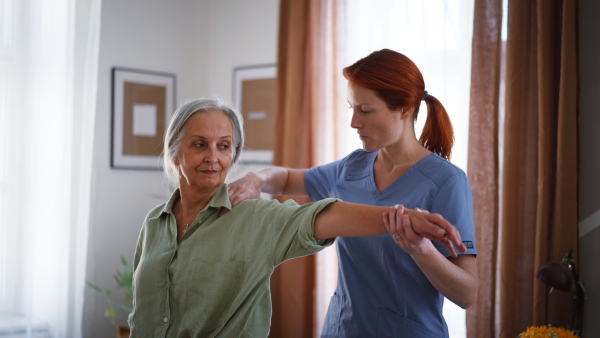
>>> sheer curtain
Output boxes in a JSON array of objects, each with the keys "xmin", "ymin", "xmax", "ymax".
[
  {"xmin": 334, "ymin": 1, "xmax": 474, "ymax": 336},
  {"xmin": 0, "ymin": 0, "xmax": 100, "ymax": 337}
]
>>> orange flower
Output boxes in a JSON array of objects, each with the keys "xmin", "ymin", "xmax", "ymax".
[{"xmin": 518, "ymin": 326, "xmax": 579, "ymax": 338}]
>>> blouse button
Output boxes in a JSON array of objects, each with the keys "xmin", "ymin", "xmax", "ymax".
[{"xmin": 163, "ymin": 317, "xmax": 169, "ymax": 323}]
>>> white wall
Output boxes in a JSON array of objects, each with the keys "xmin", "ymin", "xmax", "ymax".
[
  {"xmin": 204, "ymin": 0, "xmax": 280, "ymax": 180},
  {"xmin": 82, "ymin": 1, "xmax": 278, "ymax": 337}
]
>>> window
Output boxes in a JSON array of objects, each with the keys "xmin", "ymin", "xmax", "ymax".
[
  {"xmin": 0, "ymin": 1, "xmax": 100, "ymax": 336},
  {"xmin": 0, "ymin": 0, "xmax": 17, "ymax": 314}
]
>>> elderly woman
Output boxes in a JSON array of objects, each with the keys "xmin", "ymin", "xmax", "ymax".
[{"xmin": 128, "ymin": 98, "xmax": 465, "ymax": 337}]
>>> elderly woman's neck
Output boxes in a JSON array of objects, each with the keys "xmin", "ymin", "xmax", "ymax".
[{"xmin": 178, "ymin": 185, "xmax": 219, "ymax": 215}]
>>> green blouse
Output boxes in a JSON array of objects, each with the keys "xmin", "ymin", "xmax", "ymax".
[{"xmin": 128, "ymin": 184, "xmax": 337, "ymax": 337}]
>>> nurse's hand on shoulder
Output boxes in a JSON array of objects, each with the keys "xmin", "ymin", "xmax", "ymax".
[
  {"xmin": 229, "ymin": 173, "xmax": 262, "ymax": 205},
  {"xmin": 383, "ymin": 205, "xmax": 458, "ymax": 257},
  {"xmin": 219, "ymin": 173, "xmax": 262, "ymax": 216}
]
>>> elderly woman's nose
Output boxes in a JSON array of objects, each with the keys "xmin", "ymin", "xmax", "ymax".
[{"xmin": 204, "ymin": 146, "xmax": 218, "ymax": 162}]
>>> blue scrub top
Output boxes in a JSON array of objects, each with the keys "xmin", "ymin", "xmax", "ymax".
[{"xmin": 304, "ymin": 150, "xmax": 477, "ymax": 338}]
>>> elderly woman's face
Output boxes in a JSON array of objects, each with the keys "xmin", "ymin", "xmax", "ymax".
[{"xmin": 174, "ymin": 110, "xmax": 234, "ymax": 191}]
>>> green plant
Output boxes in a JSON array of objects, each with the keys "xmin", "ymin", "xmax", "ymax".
[{"xmin": 87, "ymin": 254, "xmax": 133, "ymax": 325}]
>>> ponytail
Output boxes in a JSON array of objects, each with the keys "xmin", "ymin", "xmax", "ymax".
[{"xmin": 419, "ymin": 93, "xmax": 454, "ymax": 160}]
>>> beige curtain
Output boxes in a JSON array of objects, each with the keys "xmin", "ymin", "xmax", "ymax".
[
  {"xmin": 270, "ymin": 0, "xmax": 342, "ymax": 337},
  {"xmin": 468, "ymin": 0, "xmax": 579, "ymax": 337}
]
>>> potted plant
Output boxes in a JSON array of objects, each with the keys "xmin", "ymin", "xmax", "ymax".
[{"xmin": 87, "ymin": 254, "xmax": 133, "ymax": 338}]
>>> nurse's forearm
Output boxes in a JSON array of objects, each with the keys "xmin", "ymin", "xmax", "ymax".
[
  {"xmin": 411, "ymin": 252, "xmax": 479, "ymax": 309},
  {"xmin": 239, "ymin": 167, "xmax": 307, "ymax": 196}
]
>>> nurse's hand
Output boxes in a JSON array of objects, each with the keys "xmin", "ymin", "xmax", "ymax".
[
  {"xmin": 383, "ymin": 205, "xmax": 460, "ymax": 257},
  {"xmin": 219, "ymin": 173, "xmax": 262, "ymax": 216}
]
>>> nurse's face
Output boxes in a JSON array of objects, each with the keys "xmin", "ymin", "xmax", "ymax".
[{"xmin": 348, "ymin": 83, "xmax": 405, "ymax": 151}]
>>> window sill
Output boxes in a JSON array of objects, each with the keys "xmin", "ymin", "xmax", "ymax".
[{"xmin": 0, "ymin": 314, "xmax": 49, "ymax": 337}]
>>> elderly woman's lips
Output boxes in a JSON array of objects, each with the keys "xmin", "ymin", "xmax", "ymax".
[{"xmin": 201, "ymin": 170, "xmax": 219, "ymax": 174}]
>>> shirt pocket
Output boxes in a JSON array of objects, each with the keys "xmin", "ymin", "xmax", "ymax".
[{"xmin": 184, "ymin": 260, "xmax": 245, "ymax": 334}]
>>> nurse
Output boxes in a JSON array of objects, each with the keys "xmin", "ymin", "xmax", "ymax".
[{"xmin": 227, "ymin": 49, "xmax": 479, "ymax": 337}]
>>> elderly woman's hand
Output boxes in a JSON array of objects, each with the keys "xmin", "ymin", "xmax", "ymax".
[{"xmin": 383, "ymin": 205, "xmax": 465, "ymax": 257}]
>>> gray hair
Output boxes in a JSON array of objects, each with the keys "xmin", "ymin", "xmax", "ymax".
[{"xmin": 162, "ymin": 97, "xmax": 245, "ymax": 186}]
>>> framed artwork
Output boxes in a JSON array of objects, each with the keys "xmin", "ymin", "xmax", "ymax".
[
  {"xmin": 232, "ymin": 64, "xmax": 276, "ymax": 164},
  {"xmin": 111, "ymin": 67, "xmax": 176, "ymax": 170}
]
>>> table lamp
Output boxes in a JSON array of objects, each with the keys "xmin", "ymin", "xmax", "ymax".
[{"xmin": 535, "ymin": 249, "xmax": 586, "ymax": 334}]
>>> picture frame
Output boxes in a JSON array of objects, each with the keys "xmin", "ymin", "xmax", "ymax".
[
  {"xmin": 111, "ymin": 67, "xmax": 176, "ymax": 170},
  {"xmin": 232, "ymin": 64, "xmax": 276, "ymax": 164}
]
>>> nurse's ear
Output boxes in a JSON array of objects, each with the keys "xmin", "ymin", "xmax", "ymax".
[{"xmin": 398, "ymin": 107, "xmax": 415, "ymax": 120}]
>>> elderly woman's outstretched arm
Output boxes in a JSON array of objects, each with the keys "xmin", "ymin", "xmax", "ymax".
[{"xmin": 314, "ymin": 202, "xmax": 466, "ymax": 257}]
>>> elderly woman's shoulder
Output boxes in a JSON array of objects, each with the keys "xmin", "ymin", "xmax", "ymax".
[
  {"xmin": 234, "ymin": 197, "xmax": 338, "ymax": 218},
  {"xmin": 218, "ymin": 198, "xmax": 300, "ymax": 224},
  {"xmin": 237, "ymin": 197, "xmax": 300, "ymax": 210},
  {"xmin": 142, "ymin": 201, "xmax": 171, "ymax": 224},
  {"xmin": 234, "ymin": 197, "xmax": 335, "ymax": 218}
]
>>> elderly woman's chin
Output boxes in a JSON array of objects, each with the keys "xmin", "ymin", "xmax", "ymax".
[{"xmin": 189, "ymin": 172, "xmax": 228, "ymax": 189}]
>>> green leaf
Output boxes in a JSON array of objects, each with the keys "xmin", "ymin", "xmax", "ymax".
[
  {"xmin": 86, "ymin": 281, "xmax": 111, "ymax": 296},
  {"xmin": 105, "ymin": 307, "xmax": 116, "ymax": 318},
  {"xmin": 86, "ymin": 254, "xmax": 134, "ymax": 327},
  {"xmin": 120, "ymin": 304, "xmax": 133, "ymax": 313}
]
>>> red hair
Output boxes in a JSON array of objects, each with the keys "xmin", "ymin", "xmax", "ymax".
[{"xmin": 343, "ymin": 49, "xmax": 454, "ymax": 159}]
